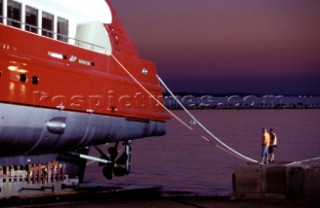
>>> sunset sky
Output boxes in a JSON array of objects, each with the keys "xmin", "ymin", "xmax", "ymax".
[{"xmin": 110, "ymin": 0, "xmax": 320, "ymax": 94}]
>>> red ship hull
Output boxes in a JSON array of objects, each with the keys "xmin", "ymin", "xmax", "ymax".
[
  {"xmin": 0, "ymin": 1, "xmax": 169, "ymax": 157},
  {"xmin": 0, "ymin": 0, "xmax": 169, "ymax": 198}
]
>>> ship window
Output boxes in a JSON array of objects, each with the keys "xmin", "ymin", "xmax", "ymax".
[
  {"xmin": 57, "ymin": 17, "xmax": 68, "ymax": 42},
  {"xmin": 19, "ymin": 74, "xmax": 27, "ymax": 82},
  {"xmin": 0, "ymin": 0, "xmax": 3, "ymax": 23},
  {"xmin": 7, "ymin": 0, "xmax": 21, "ymax": 28},
  {"xmin": 42, "ymin": 11, "xmax": 53, "ymax": 38},
  {"xmin": 25, "ymin": 6, "xmax": 38, "ymax": 34},
  {"xmin": 31, "ymin": 76, "xmax": 39, "ymax": 85}
]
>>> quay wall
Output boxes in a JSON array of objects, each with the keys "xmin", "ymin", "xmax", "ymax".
[{"xmin": 232, "ymin": 163, "xmax": 320, "ymax": 200}]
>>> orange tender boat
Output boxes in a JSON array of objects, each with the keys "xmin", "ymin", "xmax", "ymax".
[{"xmin": 0, "ymin": 0, "xmax": 169, "ymax": 198}]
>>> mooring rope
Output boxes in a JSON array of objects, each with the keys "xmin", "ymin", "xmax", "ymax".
[
  {"xmin": 111, "ymin": 54, "xmax": 258, "ymax": 163},
  {"xmin": 110, "ymin": 55, "xmax": 193, "ymax": 132},
  {"xmin": 157, "ymin": 76, "xmax": 258, "ymax": 163},
  {"xmin": 285, "ymin": 156, "xmax": 320, "ymax": 166},
  {"xmin": 110, "ymin": 54, "xmax": 320, "ymax": 167}
]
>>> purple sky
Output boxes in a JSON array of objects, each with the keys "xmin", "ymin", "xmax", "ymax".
[{"xmin": 110, "ymin": 0, "xmax": 320, "ymax": 94}]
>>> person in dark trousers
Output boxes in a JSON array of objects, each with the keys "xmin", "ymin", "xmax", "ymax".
[{"xmin": 268, "ymin": 128, "xmax": 278, "ymax": 163}]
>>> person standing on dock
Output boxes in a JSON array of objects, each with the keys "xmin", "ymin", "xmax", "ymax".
[
  {"xmin": 268, "ymin": 128, "xmax": 278, "ymax": 163},
  {"xmin": 261, "ymin": 128, "xmax": 270, "ymax": 164}
]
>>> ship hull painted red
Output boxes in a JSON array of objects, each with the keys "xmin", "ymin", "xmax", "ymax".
[
  {"xmin": 0, "ymin": 24, "xmax": 168, "ymax": 121},
  {"xmin": 0, "ymin": 0, "xmax": 169, "ymax": 199}
]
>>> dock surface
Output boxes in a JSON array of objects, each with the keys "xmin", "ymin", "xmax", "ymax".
[{"xmin": 0, "ymin": 185, "xmax": 319, "ymax": 208}]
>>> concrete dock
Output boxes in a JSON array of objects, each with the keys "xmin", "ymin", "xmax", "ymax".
[
  {"xmin": 1, "ymin": 162, "xmax": 320, "ymax": 207},
  {"xmin": 0, "ymin": 185, "xmax": 319, "ymax": 208},
  {"xmin": 232, "ymin": 162, "xmax": 320, "ymax": 200}
]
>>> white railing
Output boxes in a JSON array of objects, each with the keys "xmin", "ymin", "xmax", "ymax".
[{"xmin": 1, "ymin": 16, "xmax": 107, "ymax": 54}]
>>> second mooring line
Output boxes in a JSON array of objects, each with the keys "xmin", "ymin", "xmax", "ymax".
[{"xmin": 111, "ymin": 54, "xmax": 258, "ymax": 163}]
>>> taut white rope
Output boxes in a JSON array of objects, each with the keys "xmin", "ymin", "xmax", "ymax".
[
  {"xmin": 285, "ymin": 156, "xmax": 320, "ymax": 166},
  {"xmin": 111, "ymin": 54, "xmax": 258, "ymax": 163},
  {"xmin": 157, "ymin": 76, "xmax": 258, "ymax": 163},
  {"xmin": 111, "ymin": 54, "xmax": 193, "ymax": 132}
]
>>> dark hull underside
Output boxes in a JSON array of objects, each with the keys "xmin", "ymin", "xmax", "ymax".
[{"xmin": 0, "ymin": 103, "xmax": 166, "ymax": 159}]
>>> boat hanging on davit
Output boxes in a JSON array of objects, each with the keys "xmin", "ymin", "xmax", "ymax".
[{"xmin": 0, "ymin": 0, "xmax": 169, "ymax": 199}]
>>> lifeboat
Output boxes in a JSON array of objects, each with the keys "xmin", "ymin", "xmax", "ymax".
[{"xmin": 0, "ymin": 0, "xmax": 169, "ymax": 198}]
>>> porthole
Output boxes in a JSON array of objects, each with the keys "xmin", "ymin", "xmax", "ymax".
[
  {"xmin": 31, "ymin": 76, "xmax": 39, "ymax": 85},
  {"xmin": 19, "ymin": 74, "xmax": 27, "ymax": 82}
]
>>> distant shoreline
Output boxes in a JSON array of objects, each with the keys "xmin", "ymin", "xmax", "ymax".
[{"xmin": 163, "ymin": 93, "xmax": 320, "ymax": 110}]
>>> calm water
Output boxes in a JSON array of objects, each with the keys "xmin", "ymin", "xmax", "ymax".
[{"xmin": 84, "ymin": 110, "xmax": 320, "ymax": 196}]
